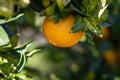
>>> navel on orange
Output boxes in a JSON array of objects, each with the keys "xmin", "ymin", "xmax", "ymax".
[{"xmin": 42, "ymin": 14, "xmax": 84, "ymax": 47}]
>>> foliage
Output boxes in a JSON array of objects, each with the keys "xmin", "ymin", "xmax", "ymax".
[
  {"xmin": 30, "ymin": 0, "xmax": 112, "ymax": 45},
  {"xmin": 0, "ymin": 24, "xmax": 40, "ymax": 79},
  {"xmin": 0, "ymin": 1, "xmax": 40, "ymax": 79},
  {"xmin": 0, "ymin": 0, "xmax": 120, "ymax": 80}
]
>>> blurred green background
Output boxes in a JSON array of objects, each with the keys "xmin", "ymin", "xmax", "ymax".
[{"xmin": 0, "ymin": 0, "xmax": 120, "ymax": 80}]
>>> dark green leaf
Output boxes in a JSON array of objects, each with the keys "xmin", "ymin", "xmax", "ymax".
[
  {"xmin": 69, "ymin": 4, "xmax": 86, "ymax": 17},
  {"xmin": 72, "ymin": 22, "xmax": 86, "ymax": 33},
  {"xmin": 0, "ymin": 26, "xmax": 9, "ymax": 47},
  {"xmin": 106, "ymin": 0, "xmax": 112, "ymax": 5},
  {"xmin": 0, "ymin": 44, "xmax": 11, "ymax": 52},
  {"xmin": 0, "ymin": 14, "xmax": 24, "ymax": 24},
  {"xmin": 53, "ymin": 7, "xmax": 62, "ymax": 23},
  {"xmin": 85, "ymin": 32, "xmax": 95, "ymax": 46},
  {"xmin": 71, "ymin": 16, "xmax": 86, "ymax": 33},
  {"xmin": 61, "ymin": 8, "xmax": 72, "ymax": 17},
  {"xmin": 14, "ymin": 40, "xmax": 33, "ymax": 54},
  {"xmin": 14, "ymin": 54, "xmax": 26, "ymax": 73},
  {"xmin": 30, "ymin": 0, "xmax": 44, "ymax": 12},
  {"xmin": 13, "ymin": 40, "xmax": 33, "ymax": 72},
  {"xmin": 0, "ymin": 63, "xmax": 12, "ymax": 75},
  {"xmin": 24, "ymin": 9, "xmax": 35, "ymax": 27}
]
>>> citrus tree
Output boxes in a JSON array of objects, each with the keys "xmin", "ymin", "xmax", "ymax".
[
  {"xmin": 1, "ymin": 0, "xmax": 119, "ymax": 80},
  {"xmin": 40, "ymin": 0, "xmax": 111, "ymax": 46}
]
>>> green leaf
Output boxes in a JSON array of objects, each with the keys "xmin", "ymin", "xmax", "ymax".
[
  {"xmin": 10, "ymin": 34, "xmax": 20, "ymax": 48},
  {"xmin": 0, "ymin": 44, "xmax": 11, "ymax": 52},
  {"xmin": 30, "ymin": 0, "xmax": 44, "ymax": 12},
  {"xmin": 0, "ymin": 26, "xmax": 9, "ymax": 47},
  {"xmin": 14, "ymin": 54, "xmax": 26, "ymax": 73},
  {"xmin": 71, "ymin": 16, "xmax": 86, "ymax": 33},
  {"xmin": 99, "ymin": 22, "xmax": 110, "ymax": 27},
  {"xmin": 26, "ymin": 49, "xmax": 41, "ymax": 57},
  {"xmin": 55, "ymin": 0, "xmax": 71, "ymax": 12},
  {"xmin": 15, "ymin": 40, "xmax": 33, "ymax": 54},
  {"xmin": 87, "ymin": 0, "xmax": 98, "ymax": 13},
  {"xmin": 72, "ymin": 22, "xmax": 86, "ymax": 32},
  {"xmin": 45, "ymin": 4, "xmax": 56, "ymax": 17},
  {"xmin": 42, "ymin": 0, "xmax": 51, "ymax": 8},
  {"xmin": 24, "ymin": 9, "xmax": 35, "ymax": 27},
  {"xmin": 13, "ymin": 40, "xmax": 33, "ymax": 72},
  {"xmin": 80, "ymin": 34, "xmax": 86, "ymax": 42},
  {"xmin": 0, "ymin": 14, "xmax": 24, "ymax": 24},
  {"xmin": 53, "ymin": 7, "xmax": 62, "ymax": 23},
  {"xmin": 98, "ymin": 4, "xmax": 109, "ymax": 18},
  {"xmin": 86, "ymin": 32, "xmax": 95, "ymax": 46},
  {"xmin": 69, "ymin": 4, "xmax": 86, "ymax": 17},
  {"xmin": 0, "ymin": 63, "xmax": 12, "ymax": 75},
  {"xmin": 100, "ymin": 10, "xmax": 108, "ymax": 21},
  {"xmin": 84, "ymin": 19, "xmax": 103, "ymax": 38}
]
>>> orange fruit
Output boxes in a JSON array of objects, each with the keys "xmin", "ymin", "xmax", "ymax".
[
  {"xmin": 42, "ymin": 14, "xmax": 84, "ymax": 47},
  {"xmin": 103, "ymin": 49, "xmax": 117, "ymax": 64}
]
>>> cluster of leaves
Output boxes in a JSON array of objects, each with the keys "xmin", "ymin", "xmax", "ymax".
[
  {"xmin": 0, "ymin": 9, "xmax": 39, "ymax": 80},
  {"xmin": 0, "ymin": 1, "xmax": 41, "ymax": 79},
  {"xmin": 0, "ymin": 0, "xmax": 113, "ymax": 79},
  {"xmin": 31, "ymin": 0, "xmax": 111, "ymax": 45}
]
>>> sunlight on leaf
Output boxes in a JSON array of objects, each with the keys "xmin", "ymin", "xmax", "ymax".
[
  {"xmin": 15, "ymin": 40, "xmax": 33, "ymax": 54},
  {"xmin": 80, "ymin": 34, "xmax": 86, "ymax": 42},
  {"xmin": 0, "ymin": 13, "xmax": 24, "ymax": 24},
  {"xmin": 0, "ymin": 26, "xmax": 9, "ymax": 47},
  {"xmin": 101, "ymin": 0, "xmax": 106, "ymax": 7},
  {"xmin": 26, "ymin": 49, "xmax": 41, "ymax": 57},
  {"xmin": 98, "ymin": 4, "xmax": 109, "ymax": 18},
  {"xmin": 15, "ymin": 54, "xmax": 26, "ymax": 73}
]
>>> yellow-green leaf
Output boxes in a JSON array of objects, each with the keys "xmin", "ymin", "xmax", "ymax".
[
  {"xmin": 98, "ymin": 4, "xmax": 109, "ymax": 18},
  {"xmin": 0, "ymin": 26, "xmax": 9, "ymax": 47}
]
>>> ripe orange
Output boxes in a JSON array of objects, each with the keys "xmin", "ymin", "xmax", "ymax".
[{"xmin": 42, "ymin": 14, "xmax": 84, "ymax": 47}]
